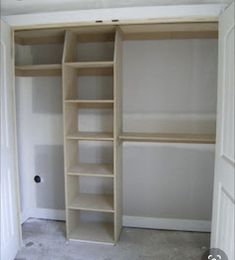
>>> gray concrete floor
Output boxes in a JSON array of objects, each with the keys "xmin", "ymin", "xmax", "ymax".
[{"xmin": 16, "ymin": 218, "xmax": 210, "ymax": 260}]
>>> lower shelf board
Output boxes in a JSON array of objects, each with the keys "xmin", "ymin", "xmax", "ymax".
[
  {"xmin": 119, "ymin": 132, "xmax": 215, "ymax": 144},
  {"xmin": 67, "ymin": 163, "xmax": 113, "ymax": 177},
  {"xmin": 66, "ymin": 132, "xmax": 114, "ymax": 141},
  {"xmin": 69, "ymin": 222, "xmax": 114, "ymax": 244},
  {"xmin": 64, "ymin": 99, "xmax": 114, "ymax": 108},
  {"xmin": 68, "ymin": 194, "xmax": 114, "ymax": 212}
]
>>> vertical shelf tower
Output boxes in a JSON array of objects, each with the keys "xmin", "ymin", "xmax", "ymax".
[{"xmin": 62, "ymin": 26, "xmax": 123, "ymax": 244}]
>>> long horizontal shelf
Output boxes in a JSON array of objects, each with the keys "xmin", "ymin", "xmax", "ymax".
[
  {"xmin": 15, "ymin": 64, "xmax": 62, "ymax": 77},
  {"xmin": 120, "ymin": 22, "xmax": 218, "ymax": 40},
  {"xmin": 65, "ymin": 100, "xmax": 114, "ymax": 108},
  {"xmin": 119, "ymin": 132, "xmax": 215, "ymax": 144},
  {"xmin": 69, "ymin": 194, "xmax": 114, "ymax": 213},
  {"xmin": 67, "ymin": 163, "xmax": 113, "ymax": 177},
  {"xmin": 69, "ymin": 222, "xmax": 114, "ymax": 244},
  {"xmin": 66, "ymin": 132, "xmax": 114, "ymax": 141},
  {"xmin": 64, "ymin": 61, "xmax": 113, "ymax": 75}
]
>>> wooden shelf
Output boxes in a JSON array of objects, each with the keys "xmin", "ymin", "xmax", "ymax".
[
  {"xmin": 15, "ymin": 64, "xmax": 62, "ymax": 77},
  {"xmin": 120, "ymin": 22, "xmax": 218, "ymax": 40},
  {"xmin": 67, "ymin": 163, "xmax": 113, "ymax": 177},
  {"xmin": 69, "ymin": 194, "xmax": 114, "ymax": 212},
  {"xmin": 66, "ymin": 132, "xmax": 114, "ymax": 141},
  {"xmin": 65, "ymin": 100, "xmax": 114, "ymax": 108},
  {"xmin": 64, "ymin": 61, "xmax": 113, "ymax": 75},
  {"xmin": 69, "ymin": 222, "xmax": 114, "ymax": 244},
  {"xmin": 119, "ymin": 132, "xmax": 215, "ymax": 144},
  {"xmin": 15, "ymin": 29, "xmax": 65, "ymax": 45}
]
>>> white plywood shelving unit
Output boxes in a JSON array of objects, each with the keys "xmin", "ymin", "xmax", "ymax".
[{"xmin": 62, "ymin": 26, "xmax": 122, "ymax": 244}]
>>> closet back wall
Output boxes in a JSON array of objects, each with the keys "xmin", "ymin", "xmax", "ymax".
[{"xmin": 122, "ymin": 38, "xmax": 217, "ymax": 228}]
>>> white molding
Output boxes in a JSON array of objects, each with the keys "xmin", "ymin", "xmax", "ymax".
[
  {"xmin": 20, "ymin": 209, "xmax": 30, "ymax": 224},
  {"xmin": 3, "ymin": 4, "xmax": 225, "ymax": 28},
  {"xmin": 123, "ymin": 216, "xmax": 211, "ymax": 232},
  {"xmin": 21, "ymin": 209, "xmax": 211, "ymax": 232},
  {"xmin": 21, "ymin": 208, "xmax": 66, "ymax": 223},
  {"xmin": 30, "ymin": 208, "xmax": 66, "ymax": 220}
]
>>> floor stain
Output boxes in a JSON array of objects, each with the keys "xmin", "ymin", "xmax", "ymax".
[{"xmin": 25, "ymin": 242, "xmax": 34, "ymax": 247}]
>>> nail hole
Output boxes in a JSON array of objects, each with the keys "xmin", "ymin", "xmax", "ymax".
[
  {"xmin": 34, "ymin": 175, "xmax": 41, "ymax": 183},
  {"xmin": 112, "ymin": 19, "xmax": 119, "ymax": 22},
  {"xmin": 95, "ymin": 20, "xmax": 103, "ymax": 23}
]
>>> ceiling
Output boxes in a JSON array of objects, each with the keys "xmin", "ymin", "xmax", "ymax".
[{"xmin": 1, "ymin": 0, "xmax": 230, "ymax": 16}]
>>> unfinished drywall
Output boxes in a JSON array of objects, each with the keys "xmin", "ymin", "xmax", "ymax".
[
  {"xmin": 123, "ymin": 39, "xmax": 218, "ymax": 134},
  {"xmin": 123, "ymin": 143, "xmax": 214, "ymax": 220},
  {"xmin": 121, "ymin": 38, "xmax": 217, "ymax": 224},
  {"xmin": 15, "ymin": 76, "xmax": 64, "ymax": 221}
]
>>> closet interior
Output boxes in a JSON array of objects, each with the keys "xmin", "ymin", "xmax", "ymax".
[{"xmin": 15, "ymin": 22, "xmax": 218, "ymax": 244}]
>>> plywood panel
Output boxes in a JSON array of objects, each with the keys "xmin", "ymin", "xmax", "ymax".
[
  {"xmin": 113, "ymin": 28, "xmax": 123, "ymax": 242},
  {"xmin": 121, "ymin": 22, "xmax": 218, "ymax": 40}
]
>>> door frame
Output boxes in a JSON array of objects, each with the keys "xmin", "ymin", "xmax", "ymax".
[
  {"xmin": 0, "ymin": 19, "xmax": 22, "ymax": 260},
  {"xmin": 2, "ymin": 2, "xmax": 230, "ymax": 256}
]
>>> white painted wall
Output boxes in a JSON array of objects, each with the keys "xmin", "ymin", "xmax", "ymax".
[{"xmin": 15, "ymin": 37, "xmax": 217, "ymax": 231}]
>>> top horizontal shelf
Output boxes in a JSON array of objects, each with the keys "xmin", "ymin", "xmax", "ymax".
[
  {"xmin": 14, "ymin": 22, "xmax": 218, "ymax": 46},
  {"xmin": 120, "ymin": 22, "xmax": 218, "ymax": 40},
  {"xmin": 15, "ymin": 26, "xmax": 116, "ymax": 45},
  {"xmin": 119, "ymin": 132, "xmax": 215, "ymax": 144}
]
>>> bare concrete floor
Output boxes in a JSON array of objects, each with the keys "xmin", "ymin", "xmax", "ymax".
[{"xmin": 16, "ymin": 218, "xmax": 210, "ymax": 260}]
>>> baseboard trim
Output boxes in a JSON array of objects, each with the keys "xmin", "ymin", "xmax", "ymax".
[
  {"xmin": 21, "ymin": 210, "xmax": 211, "ymax": 232},
  {"xmin": 20, "ymin": 208, "xmax": 65, "ymax": 223},
  {"xmin": 123, "ymin": 216, "xmax": 211, "ymax": 232},
  {"xmin": 30, "ymin": 208, "xmax": 66, "ymax": 221},
  {"xmin": 20, "ymin": 209, "xmax": 30, "ymax": 224}
]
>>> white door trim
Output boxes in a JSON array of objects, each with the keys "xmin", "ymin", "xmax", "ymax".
[
  {"xmin": 0, "ymin": 19, "xmax": 22, "ymax": 260},
  {"xmin": 2, "ymin": 4, "xmax": 225, "ymax": 29}
]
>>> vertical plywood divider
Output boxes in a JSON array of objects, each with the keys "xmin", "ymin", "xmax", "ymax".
[
  {"xmin": 114, "ymin": 27, "xmax": 123, "ymax": 242},
  {"xmin": 63, "ymin": 31, "xmax": 77, "ymax": 63},
  {"xmin": 62, "ymin": 30, "xmax": 79, "ymax": 237}
]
